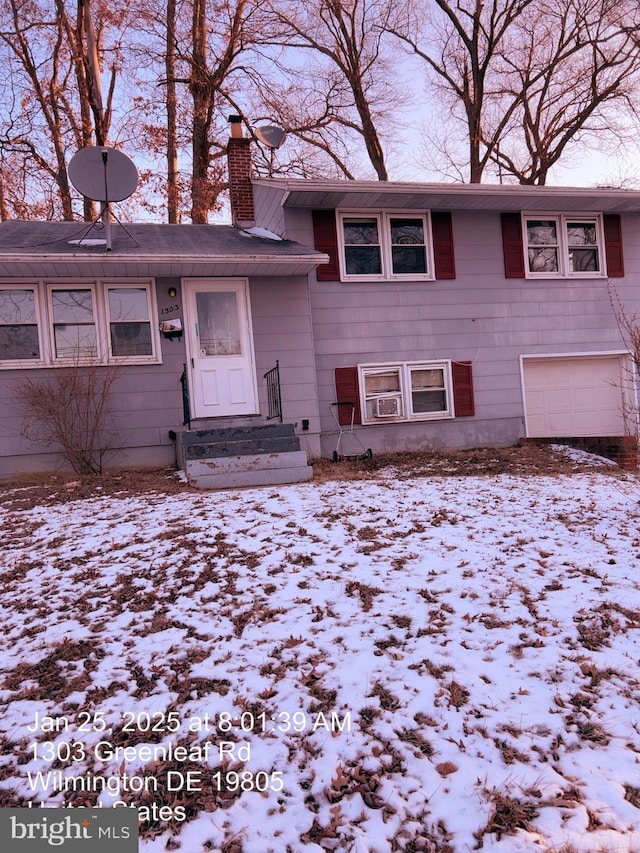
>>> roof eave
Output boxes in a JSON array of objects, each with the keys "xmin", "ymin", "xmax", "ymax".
[
  {"xmin": 252, "ymin": 178, "xmax": 640, "ymax": 214},
  {"xmin": 0, "ymin": 251, "xmax": 328, "ymax": 278}
]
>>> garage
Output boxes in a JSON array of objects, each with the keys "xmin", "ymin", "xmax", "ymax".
[{"xmin": 521, "ymin": 354, "xmax": 632, "ymax": 437}]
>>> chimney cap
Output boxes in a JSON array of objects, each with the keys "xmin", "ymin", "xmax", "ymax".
[{"xmin": 228, "ymin": 114, "xmax": 243, "ymax": 124}]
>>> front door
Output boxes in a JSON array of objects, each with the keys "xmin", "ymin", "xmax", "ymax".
[{"xmin": 183, "ymin": 279, "xmax": 258, "ymax": 418}]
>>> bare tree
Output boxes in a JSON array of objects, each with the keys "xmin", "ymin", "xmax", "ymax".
[
  {"xmin": 165, "ymin": 0, "xmax": 180, "ymax": 222},
  {"xmin": 113, "ymin": 0, "xmax": 269, "ymax": 223},
  {"xmin": 166, "ymin": 0, "xmax": 279, "ymax": 222},
  {"xmin": 0, "ymin": 0, "xmax": 126, "ymax": 219},
  {"xmin": 390, "ymin": 0, "xmax": 640, "ymax": 185},
  {"xmin": 265, "ymin": 0, "xmax": 403, "ymax": 181},
  {"xmin": 487, "ymin": 0, "xmax": 640, "ymax": 184},
  {"xmin": 249, "ymin": 72, "xmax": 364, "ymax": 179},
  {"xmin": 389, "ymin": 0, "xmax": 536, "ymax": 183}
]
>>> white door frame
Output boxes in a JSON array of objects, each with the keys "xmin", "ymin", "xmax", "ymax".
[{"xmin": 182, "ymin": 278, "xmax": 259, "ymax": 419}]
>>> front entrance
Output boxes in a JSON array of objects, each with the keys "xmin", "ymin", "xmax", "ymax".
[{"xmin": 183, "ymin": 278, "xmax": 258, "ymax": 419}]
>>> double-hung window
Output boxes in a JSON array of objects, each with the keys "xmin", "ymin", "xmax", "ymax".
[
  {"xmin": 524, "ymin": 215, "xmax": 604, "ymax": 277},
  {"xmin": 106, "ymin": 286, "xmax": 154, "ymax": 358},
  {"xmin": 0, "ymin": 280, "xmax": 159, "ymax": 368},
  {"xmin": 342, "ymin": 216, "xmax": 383, "ymax": 276},
  {"xmin": 360, "ymin": 361, "xmax": 453, "ymax": 423},
  {"xmin": 49, "ymin": 286, "xmax": 98, "ymax": 359},
  {"xmin": 0, "ymin": 287, "xmax": 42, "ymax": 363},
  {"xmin": 339, "ymin": 212, "xmax": 433, "ymax": 280}
]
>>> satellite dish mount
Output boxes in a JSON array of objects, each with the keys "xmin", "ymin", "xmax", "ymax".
[{"xmin": 68, "ymin": 146, "xmax": 139, "ymax": 251}]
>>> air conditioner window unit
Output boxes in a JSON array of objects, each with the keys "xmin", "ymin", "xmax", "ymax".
[{"xmin": 375, "ymin": 396, "xmax": 402, "ymax": 417}]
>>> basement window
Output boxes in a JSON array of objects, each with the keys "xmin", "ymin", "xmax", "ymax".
[{"xmin": 360, "ymin": 361, "xmax": 453, "ymax": 423}]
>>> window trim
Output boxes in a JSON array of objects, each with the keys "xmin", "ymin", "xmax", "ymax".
[
  {"xmin": 358, "ymin": 360, "xmax": 454, "ymax": 424},
  {"xmin": 337, "ymin": 211, "xmax": 435, "ymax": 282},
  {"xmin": 0, "ymin": 284, "xmax": 46, "ymax": 367},
  {"xmin": 47, "ymin": 281, "xmax": 100, "ymax": 363},
  {"xmin": 522, "ymin": 213, "xmax": 606, "ymax": 279},
  {"xmin": 0, "ymin": 278, "xmax": 161, "ymax": 368},
  {"xmin": 102, "ymin": 281, "xmax": 159, "ymax": 363}
]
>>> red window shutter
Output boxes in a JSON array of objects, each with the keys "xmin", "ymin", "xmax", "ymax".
[
  {"xmin": 603, "ymin": 214, "xmax": 624, "ymax": 277},
  {"xmin": 312, "ymin": 210, "xmax": 340, "ymax": 281},
  {"xmin": 501, "ymin": 212, "xmax": 525, "ymax": 278},
  {"xmin": 431, "ymin": 211, "xmax": 456, "ymax": 279},
  {"xmin": 452, "ymin": 361, "xmax": 475, "ymax": 417},
  {"xmin": 334, "ymin": 366, "xmax": 362, "ymax": 424}
]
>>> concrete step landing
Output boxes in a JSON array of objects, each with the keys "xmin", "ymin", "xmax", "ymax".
[{"xmin": 173, "ymin": 421, "xmax": 313, "ymax": 490}]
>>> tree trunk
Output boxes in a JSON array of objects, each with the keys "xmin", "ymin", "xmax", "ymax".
[
  {"xmin": 352, "ymin": 80, "xmax": 388, "ymax": 181},
  {"xmin": 190, "ymin": 0, "xmax": 211, "ymax": 224},
  {"xmin": 166, "ymin": 0, "xmax": 179, "ymax": 222}
]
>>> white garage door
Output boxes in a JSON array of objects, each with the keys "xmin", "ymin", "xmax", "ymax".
[{"xmin": 523, "ymin": 355, "xmax": 626, "ymax": 437}]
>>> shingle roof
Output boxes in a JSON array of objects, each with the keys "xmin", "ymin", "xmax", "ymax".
[{"xmin": 0, "ymin": 220, "xmax": 326, "ymax": 278}]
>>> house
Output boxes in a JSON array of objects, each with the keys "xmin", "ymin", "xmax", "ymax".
[
  {"xmin": 1, "ymin": 127, "xmax": 639, "ymax": 485},
  {"xmin": 0, "ymin": 210, "xmax": 326, "ymax": 486},
  {"xmin": 254, "ymin": 175, "xmax": 640, "ymax": 469}
]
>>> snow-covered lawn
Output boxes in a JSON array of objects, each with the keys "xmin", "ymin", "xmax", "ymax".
[{"xmin": 2, "ymin": 448, "xmax": 640, "ymax": 853}]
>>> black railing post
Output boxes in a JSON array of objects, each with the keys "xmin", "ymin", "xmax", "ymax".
[
  {"xmin": 180, "ymin": 363, "xmax": 191, "ymax": 427},
  {"xmin": 264, "ymin": 360, "xmax": 283, "ymax": 422}
]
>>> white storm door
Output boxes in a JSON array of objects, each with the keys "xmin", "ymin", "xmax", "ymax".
[{"xmin": 184, "ymin": 279, "xmax": 258, "ymax": 418}]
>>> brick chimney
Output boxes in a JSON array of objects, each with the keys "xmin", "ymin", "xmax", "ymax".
[{"xmin": 227, "ymin": 115, "xmax": 255, "ymax": 228}]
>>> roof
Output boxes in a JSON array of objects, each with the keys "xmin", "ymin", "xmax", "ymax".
[
  {"xmin": 252, "ymin": 178, "xmax": 640, "ymax": 214},
  {"xmin": 0, "ymin": 220, "xmax": 326, "ymax": 278}
]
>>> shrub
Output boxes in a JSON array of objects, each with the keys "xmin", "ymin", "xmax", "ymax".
[{"xmin": 14, "ymin": 360, "xmax": 121, "ymax": 475}]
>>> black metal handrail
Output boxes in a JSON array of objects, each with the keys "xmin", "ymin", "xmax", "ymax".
[
  {"xmin": 180, "ymin": 363, "xmax": 191, "ymax": 427},
  {"xmin": 264, "ymin": 360, "xmax": 283, "ymax": 422}
]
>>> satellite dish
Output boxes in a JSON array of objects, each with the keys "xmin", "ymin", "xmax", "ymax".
[
  {"xmin": 68, "ymin": 146, "xmax": 138, "ymax": 202},
  {"xmin": 67, "ymin": 147, "xmax": 139, "ymax": 252},
  {"xmin": 254, "ymin": 125, "xmax": 286, "ymax": 150}
]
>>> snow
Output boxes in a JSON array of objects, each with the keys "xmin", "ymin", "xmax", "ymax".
[
  {"xmin": 2, "ymin": 453, "xmax": 640, "ymax": 852},
  {"xmin": 240, "ymin": 226, "xmax": 283, "ymax": 241}
]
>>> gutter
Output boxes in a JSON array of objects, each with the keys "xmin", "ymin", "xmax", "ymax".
[{"xmin": 0, "ymin": 251, "xmax": 328, "ymax": 265}]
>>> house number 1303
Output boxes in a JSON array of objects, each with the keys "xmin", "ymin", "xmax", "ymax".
[{"xmin": 161, "ymin": 304, "xmax": 180, "ymax": 315}]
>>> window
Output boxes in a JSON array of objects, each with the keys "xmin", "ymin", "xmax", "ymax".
[
  {"xmin": 107, "ymin": 286, "xmax": 154, "ymax": 358},
  {"xmin": 360, "ymin": 361, "xmax": 453, "ymax": 423},
  {"xmin": 0, "ymin": 288, "xmax": 41, "ymax": 362},
  {"xmin": 0, "ymin": 280, "xmax": 159, "ymax": 368},
  {"xmin": 338, "ymin": 212, "xmax": 433, "ymax": 280},
  {"xmin": 410, "ymin": 366, "xmax": 446, "ymax": 414},
  {"xmin": 363, "ymin": 368, "xmax": 403, "ymax": 419},
  {"xmin": 389, "ymin": 217, "xmax": 428, "ymax": 274},
  {"xmin": 523, "ymin": 215, "xmax": 604, "ymax": 277},
  {"xmin": 342, "ymin": 217, "xmax": 382, "ymax": 275},
  {"xmin": 50, "ymin": 286, "xmax": 98, "ymax": 359},
  {"xmin": 566, "ymin": 221, "xmax": 600, "ymax": 272}
]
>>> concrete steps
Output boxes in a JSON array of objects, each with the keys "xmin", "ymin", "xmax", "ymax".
[{"xmin": 173, "ymin": 420, "xmax": 313, "ymax": 489}]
